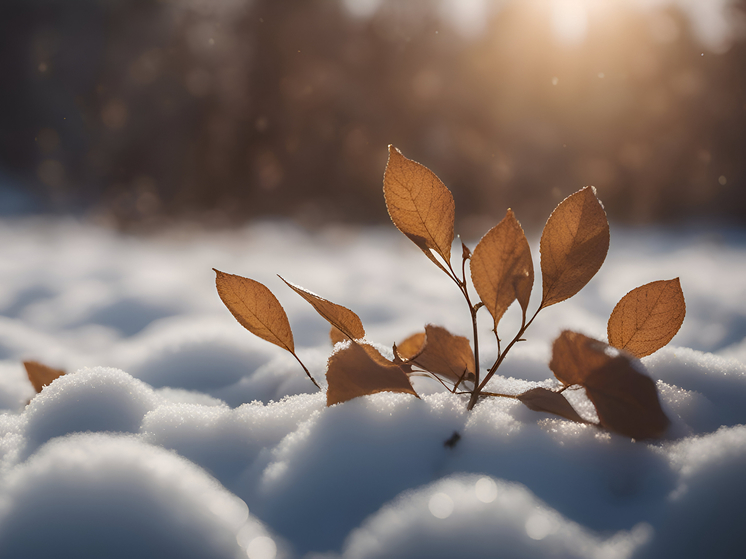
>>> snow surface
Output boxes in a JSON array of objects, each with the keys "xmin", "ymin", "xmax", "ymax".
[{"xmin": 0, "ymin": 217, "xmax": 745, "ymax": 558}]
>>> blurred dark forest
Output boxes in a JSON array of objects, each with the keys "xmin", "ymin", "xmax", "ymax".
[{"xmin": 1, "ymin": 0, "xmax": 745, "ymax": 233}]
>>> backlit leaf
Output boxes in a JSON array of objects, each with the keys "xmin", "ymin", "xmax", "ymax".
[
  {"xmin": 326, "ymin": 341, "xmax": 419, "ymax": 406},
  {"xmin": 23, "ymin": 361, "xmax": 65, "ymax": 393},
  {"xmin": 517, "ymin": 387, "xmax": 589, "ymax": 424},
  {"xmin": 406, "ymin": 325, "xmax": 475, "ymax": 384},
  {"xmin": 584, "ymin": 358, "xmax": 670, "ymax": 439},
  {"xmin": 330, "ymin": 326, "xmax": 347, "ymax": 346},
  {"xmin": 471, "ymin": 209, "xmax": 534, "ymax": 328},
  {"xmin": 540, "ymin": 187, "xmax": 609, "ymax": 307},
  {"xmin": 280, "ymin": 276, "xmax": 365, "ymax": 341},
  {"xmin": 549, "ymin": 330, "xmax": 669, "ymax": 439},
  {"xmin": 608, "ymin": 278, "xmax": 686, "ymax": 358},
  {"xmin": 383, "ymin": 146, "xmax": 455, "ymax": 273},
  {"xmin": 395, "ymin": 332, "xmax": 426, "ymax": 360},
  {"xmin": 549, "ymin": 330, "xmax": 610, "ymax": 386},
  {"xmin": 214, "ymin": 269, "xmax": 294, "ymax": 353}
]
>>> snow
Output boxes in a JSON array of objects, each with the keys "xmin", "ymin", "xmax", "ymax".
[{"xmin": 0, "ymin": 217, "xmax": 745, "ymax": 558}]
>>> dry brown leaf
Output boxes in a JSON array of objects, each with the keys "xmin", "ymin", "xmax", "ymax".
[
  {"xmin": 549, "ymin": 330, "xmax": 610, "ymax": 386},
  {"xmin": 548, "ymin": 330, "xmax": 669, "ymax": 439},
  {"xmin": 330, "ymin": 326, "xmax": 347, "ymax": 346},
  {"xmin": 214, "ymin": 269, "xmax": 295, "ymax": 353},
  {"xmin": 395, "ymin": 332, "xmax": 426, "ymax": 360},
  {"xmin": 607, "ymin": 278, "xmax": 686, "ymax": 358},
  {"xmin": 326, "ymin": 341, "xmax": 419, "ymax": 406},
  {"xmin": 540, "ymin": 187, "xmax": 609, "ymax": 307},
  {"xmin": 471, "ymin": 209, "xmax": 534, "ymax": 328},
  {"xmin": 23, "ymin": 361, "xmax": 65, "ymax": 393},
  {"xmin": 517, "ymin": 387, "xmax": 589, "ymax": 424},
  {"xmin": 406, "ymin": 325, "xmax": 475, "ymax": 383},
  {"xmin": 280, "ymin": 276, "xmax": 365, "ymax": 342},
  {"xmin": 383, "ymin": 145, "xmax": 455, "ymax": 273},
  {"xmin": 584, "ymin": 358, "xmax": 670, "ymax": 439}
]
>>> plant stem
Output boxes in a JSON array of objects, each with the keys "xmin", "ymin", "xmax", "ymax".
[
  {"xmin": 466, "ymin": 303, "xmax": 542, "ymax": 410},
  {"xmin": 450, "ymin": 252, "xmax": 481, "ymax": 400},
  {"xmin": 292, "ymin": 351, "xmax": 321, "ymax": 390}
]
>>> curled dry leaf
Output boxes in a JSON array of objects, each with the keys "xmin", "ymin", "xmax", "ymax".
[
  {"xmin": 280, "ymin": 276, "xmax": 365, "ymax": 342},
  {"xmin": 330, "ymin": 326, "xmax": 347, "ymax": 346},
  {"xmin": 517, "ymin": 387, "xmax": 589, "ymax": 425},
  {"xmin": 23, "ymin": 360, "xmax": 65, "ymax": 393},
  {"xmin": 214, "ymin": 269, "xmax": 295, "ymax": 353},
  {"xmin": 549, "ymin": 330, "xmax": 669, "ymax": 439},
  {"xmin": 549, "ymin": 330, "xmax": 610, "ymax": 387},
  {"xmin": 540, "ymin": 187, "xmax": 609, "ymax": 308},
  {"xmin": 471, "ymin": 209, "xmax": 534, "ymax": 328},
  {"xmin": 395, "ymin": 332, "xmax": 426, "ymax": 360},
  {"xmin": 584, "ymin": 358, "xmax": 670, "ymax": 440},
  {"xmin": 608, "ymin": 278, "xmax": 686, "ymax": 358},
  {"xmin": 398, "ymin": 325, "xmax": 475, "ymax": 384},
  {"xmin": 383, "ymin": 146, "xmax": 455, "ymax": 273},
  {"xmin": 326, "ymin": 341, "xmax": 419, "ymax": 406}
]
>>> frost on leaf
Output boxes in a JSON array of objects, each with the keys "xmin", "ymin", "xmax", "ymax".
[
  {"xmin": 608, "ymin": 278, "xmax": 686, "ymax": 358},
  {"xmin": 214, "ymin": 269, "xmax": 295, "ymax": 353},
  {"xmin": 517, "ymin": 387, "xmax": 589, "ymax": 424},
  {"xmin": 326, "ymin": 341, "xmax": 419, "ymax": 406},
  {"xmin": 23, "ymin": 361, "xmax": 65, "ymax": 393},
  {"xmin": 540, "ymin": 187, "xmax": 609, "ymax": 308},
  {"xmin": 471, "ymin": 209, "xmax": 534, "ymax": 328},
  {"xmin": 383, "ymin": 145, "xmax": 455, "ymax": 274},
  {"xmin": 280, "ymin": 276, "xmax": 365, "ymax": 342},
  {"xmin": 549, "ymin": 330, "xmax": 669, "ymax": 439},
  {"xmin": 396, "ymin": 325, "xmax": 475, "ymax": 384}
]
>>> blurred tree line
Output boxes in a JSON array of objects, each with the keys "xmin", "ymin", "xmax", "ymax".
[{"xmin": 1, "ymin": 0, "xmax": 745, "ymax": 232}]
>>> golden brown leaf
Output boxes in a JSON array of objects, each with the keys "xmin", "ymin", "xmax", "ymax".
[
  {"xmin": 23, "ymin": 361, "xmax": 65, "ymax": 393},
  {"xmin": 383, "ymin": 146, "xmax": 455, "ymax": 273},
  {"xmin": 330, "ymin": 326, "xmax": 347, "ymax": 346},
  {"xmin": 471, "ymin": 209, "xmax": 534, "ymax": 328},
  {"xmin": 395, "ymin": 332, "xmax": 426, "ymax": 360},
  {"xmin": 548, "ymin": 330, "xmax": 669, "ymax": 439},
  {"xmin": 584, "ymin": 358, "xmax": 670, "ymax": 439},
  {"xmin": 607, "ymin": 278, "xmax": 686, "ymax": 358},
  {"xmin": 517, "ymin": 387, "xmax": 589, "ymax": 424},
  {"xmin": 280, "ymin": 276, "xmax": 365, "ymax": 342},
  {"xmin": 326, "ymin": 341, "xmax": 419, "ymax": 406},
  {"xmin": 540, "ymin": 187, "xmax": 609, "ymax": 307},
  {"xmin": 214, "ymin": 269, "xmax": 295, "ymax": 353},
  {"xmin": 406, "ymin": 325, "xmax": 475, "ymax": 383},
  {"xmin": 549, "ymin": 330, "xmax": 610, "ymax": 386}
]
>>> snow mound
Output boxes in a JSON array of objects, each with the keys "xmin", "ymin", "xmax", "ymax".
[
  {"xmin": 0, "ymin": 433, "xmax": 279, "ymax": 559},
  {"xmin": 23, "ymin": 367, "xmax": 158, "ymax": 456},
  {"xmin": 0, "ymin": 219, "xmax": 744, "ymax": 558},
  {"xmin": 326, "ymin": 475, "xmax": 652, "ymax": 559}
]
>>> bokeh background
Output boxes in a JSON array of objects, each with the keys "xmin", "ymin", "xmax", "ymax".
[{"xmin": 1, "ymin": 0, "xmax": 745, "ymax": 233}]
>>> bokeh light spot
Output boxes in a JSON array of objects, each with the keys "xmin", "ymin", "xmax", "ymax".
[
  {"xmin": 247, "ymin": 536, "xmax": 276, "ymax": 559},
  {"xmin": 428, "ymin": 492, "xmax": 454, "ymax": 519},
  {"xmin": 475, "ymin": 477, "xmax": 498, "ymax": 503},
  {"xmin": 525, "ymin": 512, "xmax": 557, "ymax": 540}
]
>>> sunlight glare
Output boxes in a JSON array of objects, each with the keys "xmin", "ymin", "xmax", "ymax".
[{"xmin": 551, "ymin": 0, "xmax": 588, "ymax": 45}]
